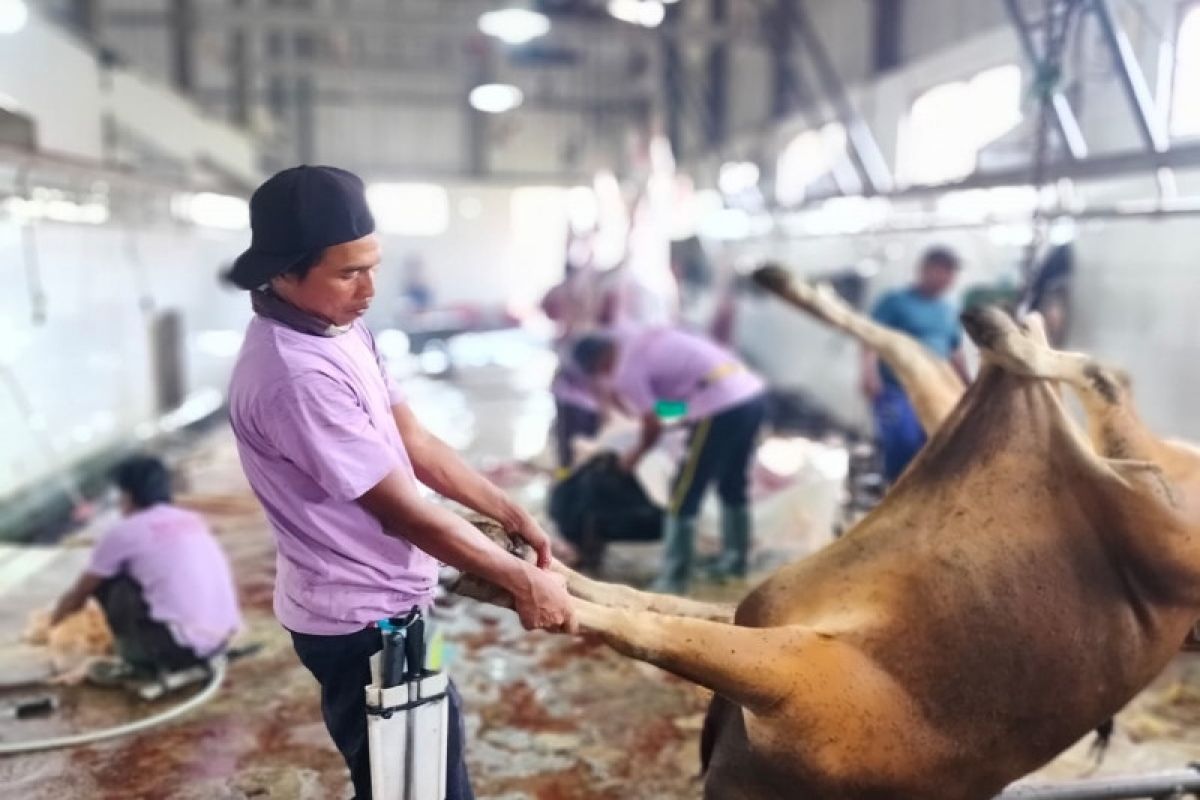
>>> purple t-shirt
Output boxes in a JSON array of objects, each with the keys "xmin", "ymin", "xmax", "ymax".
[
  {"xmin": 613, "ymin": 327, "xmax": 765, "ymax": 421},
  {"xmin": 88, "ymin": 504, "xmax": 241, "ymax": 657},
  {"xmin": 228, "ymin": 316, "xmax": 438, "ymax": 635}
]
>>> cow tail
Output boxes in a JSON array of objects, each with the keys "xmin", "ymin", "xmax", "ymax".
[{"xmin": 700, "ymin": 694, "xmax": 733, "ymax": 776}]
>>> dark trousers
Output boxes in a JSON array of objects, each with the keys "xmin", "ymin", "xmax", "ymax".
[
  {"xmin": 95, "ymin": 575, "xmax": 202, "ymax": 673},
  {"xmin": 669, "ymin": 395, "xmax": 767, "ymax": 518},
  {"xmin": 554, "ymin": 399, "xmax": 601, "ymax": 470},
  {"xmin": 872, "ymin": 383, "xmax": 927, "ymax": 482},
  {"xmin": 290, "ymin": 625, "xmax": 474, "ymax": 800}
]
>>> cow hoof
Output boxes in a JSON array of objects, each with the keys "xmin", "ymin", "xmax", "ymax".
[
  {"xmin": 449, "ymin": 516, "xmax": 537, "ymax": 606},
  {"xmin": 961, "ymin": 305, "xmax": 1018, "ymax": 352},
  {"xmin": 752, "ymin": 264, "xmax": 791, "ymax": 293}
]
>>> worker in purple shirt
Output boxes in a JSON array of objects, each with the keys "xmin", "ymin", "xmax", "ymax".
[
  {"xmin": 572, "ymin": 327, "xmax": 767, "ymax": 594},
  {"xmin": 51, "ymin": 455, "xmax": 241, "ymax": 677},
  {"xmin": 224, "ymin": 165, "xmax": 574, "ymax": 800}
]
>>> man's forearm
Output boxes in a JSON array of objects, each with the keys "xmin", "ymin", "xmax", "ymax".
[
  {"xmin": 372, "ymin": 489, "xmax": 527, "ymax": 591},
  {"xmin": 861, "ymin": 347, "xmax": 879, "ymax": 380},
  {"xmin": 50, "ymin": 588, "xmax": 86, "ymax": 627},
  {"xmin": 409, "ymin": 435, "xmax": 524, "ymax": 528},
  {"xmin": 637, "ymin": 415, "xmax": 662, "ymax": 454},
  {"xmin": 625, "ymin": 414, "xmax": 662, "ymax": 466}
]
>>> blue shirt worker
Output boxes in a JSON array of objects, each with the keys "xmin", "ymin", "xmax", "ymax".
[{"xmin": 860, "ymin": 247, "xmax": 970, "ymax": 482}]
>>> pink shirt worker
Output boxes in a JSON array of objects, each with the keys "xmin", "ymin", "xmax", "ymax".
[
  {"xmin": 52, "ymin": 455, "xmax": 241, "ymax": 675},
  {"xmin": 571, "ymin": 327, "xmax": 767, "ymax": 594}
]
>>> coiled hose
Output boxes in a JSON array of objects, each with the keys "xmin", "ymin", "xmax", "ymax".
[{"xmin": 0, "ymin": 656, "xmax": 226, "ymax": 756}]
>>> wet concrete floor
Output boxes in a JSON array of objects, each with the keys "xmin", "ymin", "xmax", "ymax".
[{"xmin": 3, "ymin": 346, "xmax": 1200, "ymax": 798}]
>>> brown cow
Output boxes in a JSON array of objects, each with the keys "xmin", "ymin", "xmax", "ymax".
[{"xmin": 455, "ymin": 301, "xmax": 1200, "ymax": 799}]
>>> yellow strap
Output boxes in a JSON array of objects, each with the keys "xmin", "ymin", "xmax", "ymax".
[
  {"xmin": 670, "ymin": 417, "xmax": 714, "ymax": 514},
  {"xmin": 701, "ymin": 361, "xmax": 744, "ymax": 387}
]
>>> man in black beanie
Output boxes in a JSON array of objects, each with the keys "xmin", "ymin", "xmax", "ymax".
[{"xmin": 227, "ymin": 166, "xmax": 575, "ymax": 799}]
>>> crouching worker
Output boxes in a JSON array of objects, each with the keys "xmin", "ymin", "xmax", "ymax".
[
  {"xmin": 50, "ymin": 455, "xmax": 242, "ymax": 678},
  {"xmin": 572, "ymin": 328, "xmax": 767, "ymax": 594}
]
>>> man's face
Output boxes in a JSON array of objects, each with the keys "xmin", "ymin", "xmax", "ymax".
[
  {"xmin": 272, "ymin": 234, "xmax": 382, "ymax": 326},
  {"xmin": 917, "ymin": 261, "xmax": 958, "ymax": 297}
]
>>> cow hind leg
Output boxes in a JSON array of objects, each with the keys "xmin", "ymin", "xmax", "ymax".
[
  {"xmin": 573, "ymin": 600, "xmax": 814, "ymax": 714},
  {"xmin": 449, "ymin": 516, "xmax": 734, "ymax": 622},
  {"xmin": 552, "ymin": 563, "xmax": 734, "ymax": 621},
  {"xmin": 961, "ymin": 306, "xmax": 1160, "ymax": 464},
  {"xmin": 754, "ymin": 264, "xmax": 962, "ymax": 433}
]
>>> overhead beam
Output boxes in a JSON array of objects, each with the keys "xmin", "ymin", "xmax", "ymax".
[
  {"xmin": 195, "ymin": 85, "xmax": 648, "ymax": 114},
  {"xmin": 785, "ymin": 0, "xmax": 894, "ymax": 194},
  {"xmin": 799, "ymin": 140, "xmax": 1200, "ymax": 205},
  {"xmin": 1089, "ymin": 0, "xmax": 1171, "ymax": 154},
  {"xmin": 200, "ymin": 8, "xmax": 760, "ymax": 45}
]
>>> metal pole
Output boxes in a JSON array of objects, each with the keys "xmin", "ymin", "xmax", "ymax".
[
  {"xmin": 1001, "ymin": 0, "xmax": 1089, "ymax": 160},
  {"xmin": 707, "ymin": 0, "xmax": 729, "ymax": 148},
  {"xmin": 68, "ymin": 0, "xmax": 101, "ymax": 42},
  {"xmin": 996, "ymin": 766, "xmax": 1200, "ymax": 799},
  {"xmin": 871, "ymin": 0, "xmax": 905, "ymax": 74},
  {"xmin": 662, "ymin": 6, "xmax": 685, "ymax": 158},
  {"xmin": 767, "ymin": 0, "xmax": 800, "ymax": 119},
  {"xmin": 167, "ymin": 0, "xmax": 195, "ymax": 94},
  {"xmin": 1089, "ymin": 0, "xmax": 1170, "ymax": 154},
  {"xmin": 229, "ymin": 27, "xmax": 250, "ymax": 127}
]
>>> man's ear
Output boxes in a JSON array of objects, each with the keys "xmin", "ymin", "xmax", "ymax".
[{"xmin": 270, "ymin": 273, "xmax": 298, "ymax": 293}]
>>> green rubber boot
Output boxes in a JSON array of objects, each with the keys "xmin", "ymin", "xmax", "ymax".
[
  {"xmin": 652, "ymin": 515, "xmax": 696, "ymax": 595},
  {"xmin": 714, "ymin": 504, "xmax": 752, "ymax": 579}
]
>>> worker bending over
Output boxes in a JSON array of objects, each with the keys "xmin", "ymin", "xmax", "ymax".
[{"xmin": 572, "ymin": 327, "xmax": 766, "ymax": 594}]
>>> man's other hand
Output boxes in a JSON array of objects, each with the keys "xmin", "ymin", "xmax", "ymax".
[
  {"xmin": 861, "ymin": 370, "xmax": 883, "ymax": 401},
  {"xmin": 512, "ymin": 565, "xmax": 576, "ymax": 633},
  {"xmin": 510, "ymin": 513, "xmax": 554, "ymax": 569}
]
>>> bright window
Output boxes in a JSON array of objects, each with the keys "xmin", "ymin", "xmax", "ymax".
[
  {"xmin": 899, "ymin": 64, "xmax": 1023, "ymax": 185},
  {"xmin": 366, "ymin": 183, "xmax": 449, "ymax": 237},
  {"xmin": 510, "ymin": 186, "xmax": 570, "ymax": 308},
  {"xmin": 1173, "ymin": 5, "xmax": 1200, "ymax": 137},
  {"xmin": 774, "ymin": 122, "xmax": 847, "ymax": 207}
]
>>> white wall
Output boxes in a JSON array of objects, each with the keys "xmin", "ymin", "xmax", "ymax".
[
  {"xmin": 107, "ymin": 69, "xmax": 260, "ymax": 184},
  {"xmin": 0, "ymin": 5, "xmax": 260, "ymax": 184},
  {"xmin": 0, "ymin": 8, "xmax": 104, "ymax": 159},
  {"xmin": 0, "ymin": 162, "xmax": 580, "ymax": 505},
  {"xmin": 362, "ymin": 181, "xmax": 570, "ymax": 328},
  {"xmin": 724, "ymin": 7, "xmax": 1200, "ymax": 442},
  {"xmin": 0, "ymin": 205, "xmax": 249, "ymax": 503}
]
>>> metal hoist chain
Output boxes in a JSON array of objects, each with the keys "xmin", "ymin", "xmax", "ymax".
[{"xmin": 1021, "ymin": 0, "xmax": 1087, "ymax": 307}]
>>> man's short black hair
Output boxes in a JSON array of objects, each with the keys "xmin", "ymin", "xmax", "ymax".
[
  {"xmin": 112, "ymin": 455, "xmax": 172, "ymax": 509},
  {"xmin": 921, "ymin": 246, "xmax": 961, "ymax": 271},
  {"xmin": 282, "ymin": 247, "xmax": 326, "ymax": 281},
  {"xmin": 572, "ymin": 335, "xmax": 617, "ymax": 375}
]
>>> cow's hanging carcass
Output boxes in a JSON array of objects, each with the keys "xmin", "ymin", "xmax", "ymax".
[{"xmin": 454, "ymin": 304, "xmax": 1200, "ymax": 799}]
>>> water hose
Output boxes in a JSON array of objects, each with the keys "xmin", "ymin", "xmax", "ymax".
[{"xmin": 0, "ymin": 657, "xmax": 226, "ymax": 755}]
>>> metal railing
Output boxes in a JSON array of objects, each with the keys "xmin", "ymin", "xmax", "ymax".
[{"xmin": 998, "ymin": 767, "xmax": 1200, "ymax": 799}]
